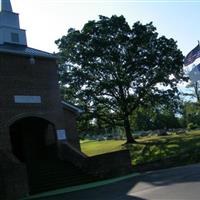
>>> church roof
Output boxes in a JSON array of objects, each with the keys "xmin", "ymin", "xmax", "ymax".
[
  {"xmin": 62, "ymin": 101, "xmax": 84, "ymax": 114},
  {"xmin": 0, "ymin": 44, "xmax": 57, "ymax": 59}
]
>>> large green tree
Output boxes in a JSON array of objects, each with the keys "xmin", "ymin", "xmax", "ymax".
[{"xmin": 56, "ymin": 15, "xmax": 187, "ymax": 143}]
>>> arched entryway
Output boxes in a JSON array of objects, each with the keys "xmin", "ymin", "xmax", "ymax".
[
  {"xmin": 9, "ymin": 117, "xmax": 58, "ymax": 194},
  {"xmin": 9, "ymin": 117, "xmax": 56, "ymax": 163}
]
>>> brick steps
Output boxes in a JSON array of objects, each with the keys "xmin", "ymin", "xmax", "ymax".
[{"xmin": 27, "ymin": 158, "xmax": 95, "ymax": 194}]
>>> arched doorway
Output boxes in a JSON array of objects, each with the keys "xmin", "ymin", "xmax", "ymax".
[
  {"xmin": 9, "ymin": 117, "xmax": 56, "ymax": 163},
  {"xmin": 9, "ymin": 117, "xmax": 57, "ymax": 194}
]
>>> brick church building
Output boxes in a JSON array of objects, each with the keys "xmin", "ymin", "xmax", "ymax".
[
  {"xmin": 0, "ymin": 1, "xmax": 132, "ymax": 199},
  {"xmin": 0, "ymin": 0, "xmax": 84, "ymax": 197}
]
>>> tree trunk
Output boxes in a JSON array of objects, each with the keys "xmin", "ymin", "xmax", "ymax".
[{"xmin": 124, "ymin": 114, "xmax": 136, "ymax": 143}]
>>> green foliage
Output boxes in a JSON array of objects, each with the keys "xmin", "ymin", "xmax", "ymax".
[
  {"xmin": 56, "ymin": 15, "xmax": 186, "ymax": 142},
  {"xmin": 131, "ymin": 106, "xmax": 154, "ymax": 131},
  {"xmin": 131, "ymin": 104, "xmax": 182, "ymax": 131},
  {"xmin": 181, "ymin": 102, "xmax": 200, "ymax": 128},
  {"xmin": 153, "ymin": 108, "xmax": 181, "ymax": 129},
  {"xmin": 180, "ymin": 81, "xmax": 200, "ymax": 129},
  {"xmin": 187, "ymin": 122, "xmax": 198, "ymax": 130}
]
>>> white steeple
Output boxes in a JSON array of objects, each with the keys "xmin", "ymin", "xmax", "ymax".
[
  {"xmin": 0, "ymin": 0, "xmax": 27, "ymax": 46},
  {"xmin": 0, "ymin": 0, "xmax": 12, "ymax": 12}
]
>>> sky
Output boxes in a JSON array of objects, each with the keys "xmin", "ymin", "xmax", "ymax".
[{"xmin": 11, "ymin": 0, "xmax": 200, "ymax": 56}]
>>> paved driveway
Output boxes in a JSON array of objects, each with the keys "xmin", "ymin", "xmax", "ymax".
[{"xmin": 36, "ymin": 163, "xmax": 200, "ymax": 200}]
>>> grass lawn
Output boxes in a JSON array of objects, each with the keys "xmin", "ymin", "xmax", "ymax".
[
  {"xmin": 81, "ymin": 140, "xmax": 124, "ymax": 156},
  {"xmin": 81, "ymin": 130, "xmax": 200, "ymax": 166}
]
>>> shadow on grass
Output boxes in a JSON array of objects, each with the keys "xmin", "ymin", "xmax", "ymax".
[{"xmin": 123, "ymin": 134, "xmax": 200, "ymax": 167}]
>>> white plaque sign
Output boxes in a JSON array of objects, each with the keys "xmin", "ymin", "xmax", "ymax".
[
  {"xmin": 56, "ymin": 129, "xmax": 67, "ymax": 140},
  {"xmin": 14, "ymin": 95, "xmax": 41, "ymax": 103}
]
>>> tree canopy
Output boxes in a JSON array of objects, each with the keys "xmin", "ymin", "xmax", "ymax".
[{"xmin": 56, "ymin": 15, "xmax": 187, "ymax": 143}]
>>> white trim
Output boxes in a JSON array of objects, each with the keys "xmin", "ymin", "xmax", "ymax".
[{"xmin": 61, "ymin": 101, "xmax": 84, "ymax": 113}]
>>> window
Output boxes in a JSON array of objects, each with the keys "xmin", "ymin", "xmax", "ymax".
[{"xmin": 11, "ymin": 33, "xmax": 19, "ymax": 43}]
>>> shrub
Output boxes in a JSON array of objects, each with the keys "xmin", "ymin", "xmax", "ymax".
[{"xmin": 187, "ymin": 122, "xmax": 198, "ymax": 130}]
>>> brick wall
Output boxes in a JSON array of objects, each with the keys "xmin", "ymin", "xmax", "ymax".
[
  {"xmin": 88, "ymin": 150, "xmax": 133, "ymax": 179},
  {"xmin": 0, "ymin": 52, "xmax": 66, "ymax": 199},
  {"xmin": 63, "ymin": 108, "xmax": 80, "ymax": 150},
  {"xmin": 0, "ymin": 52, "xmax": 66, "ymax": 149},
  {"xmin": 0, "ymin": 51, "xmax": 82, "ymax": 199},
  {"xmin": 0, "ymin": 150, "xmax": 28, "ymax": 200}
]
